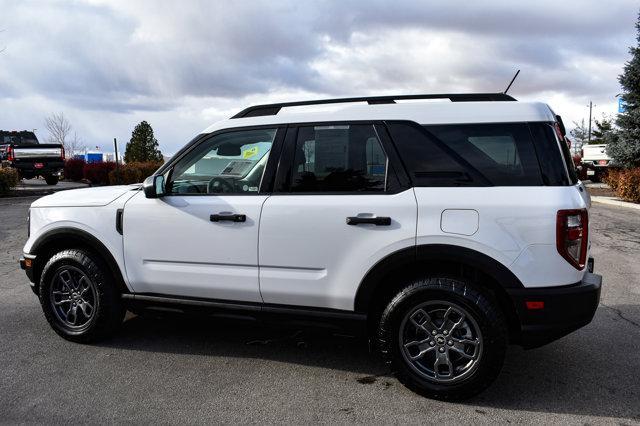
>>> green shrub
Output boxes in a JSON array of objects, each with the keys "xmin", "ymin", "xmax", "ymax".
[{"xmin": 0, "ymin": 167, "xmax": 19, "ymax": 195}]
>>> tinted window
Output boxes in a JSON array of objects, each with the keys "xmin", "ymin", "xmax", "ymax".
[
  {"xmin": 386, "ymin": 122, "xmax": 486, "ymax": 187},
  {"xmin": 388, "ymin": 122, "xmax": 555, "ymax": 186},
  {"xmin": 167, "ymin": 128, "xmax": 277, "ymax": 194},
  {"xmin": 1, "ymin": 131, "xmax": 38, "ymax": 145},
  {"xmin": 427, "ymin": 123, "xmax": 543, "ymax": 186},
  {"xmin": 528, "ymin": 123, "xmax": 572, "ymax": 186},
  {"xmin": 290, "ymin": 124, "xmax": 387, "ymax": 192}
]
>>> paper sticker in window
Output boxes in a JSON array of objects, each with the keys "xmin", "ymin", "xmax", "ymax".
[{"xmin": 220, "ymin": 160, "xmax": 254, "ymax": 177}]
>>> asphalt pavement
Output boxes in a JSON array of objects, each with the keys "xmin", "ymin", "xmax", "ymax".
[
  {"xmin": 12, "ymin": 178, "xmax": 88, "ymax": 195},
  {"xmin": 0, "ymin": 196, "xmax": 639, "ymax": 424}
]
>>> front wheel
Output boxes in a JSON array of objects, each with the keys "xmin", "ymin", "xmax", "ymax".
[
  {"xmin": 377, "ymin": 277, "xmax": 507, "ymax": 400},
  {"xmin": 44, "ymin": 175, "xmax": 59, "ymax": 185},
  {"xmin": 38, "ymin": 249, "xmax": 125, "ymax": 343}
]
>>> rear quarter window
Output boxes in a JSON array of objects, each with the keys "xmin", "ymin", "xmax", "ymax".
[
  {"xmin": 387, "ymin": 121, "xmax": 572, "ymax": 187},
  {"xmin": 527, "ymin": 123, "xmax": 574, "ymax": 186}
]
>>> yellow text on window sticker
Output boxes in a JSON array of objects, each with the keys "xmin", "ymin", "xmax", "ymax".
[{"xmin": 242, "ymin": 147, "xmax": 259, "ymax": 159}]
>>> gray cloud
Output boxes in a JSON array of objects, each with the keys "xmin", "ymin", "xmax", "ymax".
[{"xmin": 0, "ymin": 0, "xmax": 637, "ymax": 152}]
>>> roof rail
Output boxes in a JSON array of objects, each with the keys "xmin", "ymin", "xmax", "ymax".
[{"xmin": 230, "ymin": 93, "xmax": 516, "ymax": 119}]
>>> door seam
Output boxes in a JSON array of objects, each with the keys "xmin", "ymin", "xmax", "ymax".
[{"xmin": 256, "ymin": 194, "xmax": 271, "ymax": 303}]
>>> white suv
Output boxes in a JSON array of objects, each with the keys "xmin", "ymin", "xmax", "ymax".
[{"xmin": 20, "ymin": 93, "xmax": 602, "ymax": 400}]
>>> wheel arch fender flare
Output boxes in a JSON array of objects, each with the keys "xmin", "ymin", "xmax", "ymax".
[
  {"xmin": 28, "ymin": 227, "xmax": 129, "ymax": 294},
  {"xmin": 354, "ymin": 244, "xmax": 524, "ymax": 314}
]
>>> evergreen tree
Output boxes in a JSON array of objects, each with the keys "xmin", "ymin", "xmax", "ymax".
[
  {"xmin": 609, "ymin": 11, "xmax": 640, "ymax": 168},
  {"xmin": 124, "ymin": 121, "xmax": 163, "ymax": 163},
  {"xmin": 592, "ymin": 115, "xmax": 619, "ymax": 145}
]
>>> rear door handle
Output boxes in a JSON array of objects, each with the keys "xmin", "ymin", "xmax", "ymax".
[
  {"xmin": 346, "ymin": 216, "xmax": 391, "ymax": 226},
  {"xmin": 210, "ymin": 213, "xmax": 246, "ymax": 223}
]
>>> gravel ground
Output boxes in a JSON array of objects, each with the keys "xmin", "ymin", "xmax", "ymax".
[{"xmin": 0, "ymin": 196, "xmax": 639, "ymax": 424}]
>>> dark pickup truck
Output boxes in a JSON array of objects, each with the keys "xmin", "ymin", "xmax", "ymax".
[{"xmin": 0, "ymin": 131, "xmax": 65, "ymax": 185}]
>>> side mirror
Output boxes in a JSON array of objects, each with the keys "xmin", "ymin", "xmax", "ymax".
[{"xmin": 143, "ymin": 175, "xmax": 165, "ymax": 198}]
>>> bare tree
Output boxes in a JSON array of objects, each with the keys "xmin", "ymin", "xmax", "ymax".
[
  {"xmin": 68, "ymin": 131, "xmax": 87, "ymax": 156},
  {"xmin": 45, "ymin": 112, "xmax": 86, "ymax": 156}
]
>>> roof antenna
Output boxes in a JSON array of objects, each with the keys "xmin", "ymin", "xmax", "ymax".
[{"xmin": 504, "ymin": 69, "xmax": 520, "ymax": 94}]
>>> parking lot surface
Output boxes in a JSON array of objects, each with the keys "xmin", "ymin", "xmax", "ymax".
[
  {"xmin": 0, "ymin": 196, "xmax": 639, "ymax": 424},
  {"xmin": 12, "ymin": 178, "xmax": 89, "ymax": 195}
]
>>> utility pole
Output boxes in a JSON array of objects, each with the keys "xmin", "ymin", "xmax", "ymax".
[
  {"xmin": 587, "ymin": 101, "xmax": 594, "ymax": 143},
  {"xmin": 113, "ymin": 138, "xmax": 120, "ymax": 184}
]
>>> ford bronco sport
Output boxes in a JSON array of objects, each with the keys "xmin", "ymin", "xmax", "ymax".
[{"xmin": 20, "ymin": 93, "xmax": 602, "ymax": 400}]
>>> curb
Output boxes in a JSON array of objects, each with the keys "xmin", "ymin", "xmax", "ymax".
[{"xmin": 591, "ymin": 196, "xmax": 640, "ymax": 211}]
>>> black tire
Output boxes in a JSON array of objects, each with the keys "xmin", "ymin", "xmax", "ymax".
[
  {"xmin": 377, "ymin": 277, "xmax": 507, "ymax": 400},
  {"xmin": 38, "ymin": 249, "xmax": 125, "ymax": 343},
  {"xmin": 44, "ymin": 175, "xmax": 59, "ymax": 185}
]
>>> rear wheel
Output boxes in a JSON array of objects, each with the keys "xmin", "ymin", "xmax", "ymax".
[
  {"xmin": 377, "ymin": 277, "xmax": 507, "ymax": 400},
  {"xmin": 38, "ymin": 249, "xmax": 125, "ymax": 343},
  {"xmin": 44, "ymin": 175, "xmax": 59, "ymax": 185}
]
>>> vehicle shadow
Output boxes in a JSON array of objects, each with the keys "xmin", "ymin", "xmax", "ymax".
[{"xmin": 99, "ymin": 304, "xmax": 640, "ymax": 421}]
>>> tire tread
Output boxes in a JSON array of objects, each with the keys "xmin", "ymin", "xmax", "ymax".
[{"xmin": 377, "ymin": 277, "xmax": 507, "ymax": 400}]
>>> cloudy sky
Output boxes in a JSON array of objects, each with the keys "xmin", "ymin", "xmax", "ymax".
[{"xmin": 0, "ymin": 0, "xmax": 638, "ymax": 154}]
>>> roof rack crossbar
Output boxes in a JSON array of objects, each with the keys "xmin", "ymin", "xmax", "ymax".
[{"xmin": 231, "ymin": 93, "xmax": 516, "ymax": 118}]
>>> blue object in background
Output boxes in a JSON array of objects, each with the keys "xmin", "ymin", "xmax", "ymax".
[
  {"xmin": 86, "ymin": 152, "xmax": 103, "ymax": 163},
  {"xmin": 618, "ymin": 98, "xmax": 626, "ymax": 113}
]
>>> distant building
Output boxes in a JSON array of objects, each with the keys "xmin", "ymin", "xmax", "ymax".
[
  {"xmin": 71, "ymin": 151, "xmax": 123, "ymax": 163},
  {"xmin": 86, "ymin": 152, "xmax": 103, "ymax": 163}
]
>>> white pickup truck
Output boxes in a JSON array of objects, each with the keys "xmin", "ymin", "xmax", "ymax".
[{"xmin": 581, "ymin": 144, "xmax": 611, "ymax": 182}]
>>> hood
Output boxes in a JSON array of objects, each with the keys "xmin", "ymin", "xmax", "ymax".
[{"xmin": 31, "ymin": 185, "xmax": 140, "ymax": 208}]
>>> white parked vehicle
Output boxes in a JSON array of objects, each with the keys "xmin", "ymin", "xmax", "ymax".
[
  {"xmin": 20, "ymin": 93, "xmax": 601, "ymax": 400},
  {"xmin": 581, "ymin": 144, "xmax": 612, "ymax": 182}
]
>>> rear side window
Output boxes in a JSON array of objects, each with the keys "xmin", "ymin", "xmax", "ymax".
[
  {"xmin": 388, "ymin": 122, "xmax": 571, "ymax": 186},
  {"xmin": 290, "ymin": 124, "xmax": 387, "ymax": 192},
  {"xmin": 528, "ymin": 123, "xmax": 574, "ymax": 186},
  {"xmin": 385, "ymin": 123, "xmax": 479, "ymax": 186},
  {"xmin": 425, "ymin": 123, "xmax": 543, "ymax": 186}
]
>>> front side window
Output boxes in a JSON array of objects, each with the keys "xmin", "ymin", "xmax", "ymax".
[
  {"xmin": 167, "ymin": 128, "xmax": 277, "ymax": 194},
  {"xmin": 290, "ymin": 124, "xmax": 387, "ymax": 192}
]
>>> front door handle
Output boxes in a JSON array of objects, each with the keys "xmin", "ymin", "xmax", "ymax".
[
  {"xmin": 346, "ymin": 216, "xmax": 391, "ymax": 226},
  {"xmin": 210, "ymin": 213, "xmax": 246, "ymax": 223}
]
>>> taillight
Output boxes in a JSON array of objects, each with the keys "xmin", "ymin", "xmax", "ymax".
[
  {"xmin": 61, "ymin": 146, "xmax": 65, "ymax": 160},
  {"xmin": 7, "ymin": 146, "xmax": 14, "ymax": 161},
  {"xmin": 556, "ymin": 209, "xmax": 588, "ymax": 269}
]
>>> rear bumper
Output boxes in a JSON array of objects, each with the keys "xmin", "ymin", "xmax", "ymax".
[
  {"xmin": 11, "ymin": 160, "xmax": 64, "ymax": 176},
  {"xmin": 508, "ymin": 271, "xmax": 602, "ymax": 349}
]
